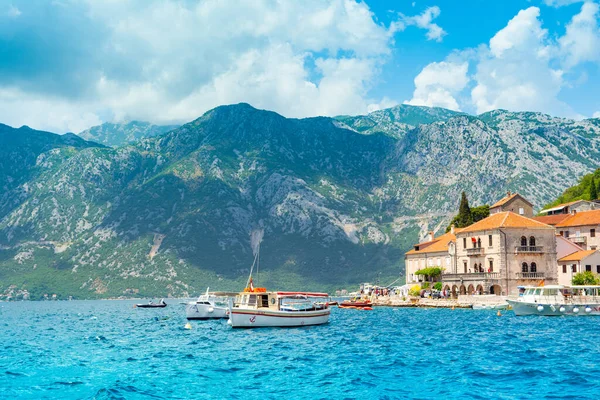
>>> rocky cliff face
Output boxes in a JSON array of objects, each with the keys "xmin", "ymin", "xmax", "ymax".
[{"xmin": 1, "ymin": 104, "xmax": 599, "ymax": 299}]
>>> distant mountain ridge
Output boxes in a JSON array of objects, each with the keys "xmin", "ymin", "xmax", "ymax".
[
  {"xmin": 1, "ymin": 103, "xmax": 599, "ymax": 300},
  {"xmin": 78, "ymin": 121, "xmax": 179, "ymax": 147}
]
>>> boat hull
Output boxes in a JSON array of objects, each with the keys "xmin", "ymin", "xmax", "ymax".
[
  {"xmin": 507, "ymin": 300, "xmax": 600, "ymax": 316},
  {"xmin": 229, "ymin": 308, "xmax": 330, "ymax": 328},
  {"xmin": 136, "ymin": 304, "xmax": 166, "ymax": 308},
  {"xmin": 185, "ymin": 303, "xmax": 228, "ymax": 320}
]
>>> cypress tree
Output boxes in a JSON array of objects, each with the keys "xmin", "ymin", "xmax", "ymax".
[
  {"xmin": 457, "ymin": 191, "xmax": 473, "ymax": 227},
  {"xmin": 591, "ymin": 178, "xmax": 598, "ymax": 200}
]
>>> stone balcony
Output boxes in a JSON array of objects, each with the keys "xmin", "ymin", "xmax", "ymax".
[
  {"xmin": 569, "ymin": 236, "xmax": 587, "ymax": 245},
  {"xmin": 515, "ymin": 246, "xmax": 544, "ymax": 254},
  {"xmin": 442, "ymin": 272, "xmax": 501, "ymax": 282},
  {"xmin": 466, "ymin": 247, "xmax": 484, "ymax": 257},
  {"xmin": 516, "ymin": 272, "xmax": 545, "ymax": 279}
]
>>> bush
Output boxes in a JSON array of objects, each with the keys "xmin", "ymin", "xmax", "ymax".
[
  {"xmin": 408, "ymin": 284, "xmax": 421, "ymax": 297},
  {"xmin": 414, "ymin": 266, "xmax": 444, "ymax": 279},
  {"xmin": 572, "ymin": 271, "xmax": 600, "ymax": 285},
  {"xmin": 421, "ymin": 282, "xmax": 430, "ymax": 289},
  {"xmin": 433, "ymin": 282, "xmax": 443, "ymax": 291}
]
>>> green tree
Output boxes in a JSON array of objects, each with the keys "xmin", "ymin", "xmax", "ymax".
[
  {"xmin": 458, "ymin": 191, "xmax": 473, "ymax": 227},
  {"xmin": 414, "ymin": 266, "xmax": 444, "ymax": 282},
  {"xmin": 446, "ymin": 195, "xmax": 489, "ymax": 232},
  {"xmin": 590, "ymin": 178, "xmax": 598, "ymax": 200},
  {"xmin": 572, "ymin": 271, "xmax": 600, "ymax": 285},
  {"xmin": 471, "ymin": 205, "xmax": 490, "ymax": 223}
]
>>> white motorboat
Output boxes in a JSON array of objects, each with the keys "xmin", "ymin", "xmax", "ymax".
[
  {"xmin": 228, "ymin": 289, "xmax": 331, "ymax": 328},
  {"xmin": 507, "ymin": 285, "xmax": 600, "ymax": 316},
  {"xmin": 185, "ymin": 288, "xmax": 234, "ymax": 320}
]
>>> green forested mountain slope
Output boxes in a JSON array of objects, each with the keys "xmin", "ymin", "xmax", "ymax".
[
  {"xmin": 1, "ymin": 104, "xmax": 600, "ymax": 300},
  {"xmin": 541, "ymin": 168, "xmax": 600, "ymax": 210}
]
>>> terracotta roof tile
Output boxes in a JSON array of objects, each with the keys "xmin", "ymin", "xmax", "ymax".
[
  {"xmin": 459, "ymin": 212, "xmax": 554, "ymax": 234},
  {"xmin": 556, "ymin": 210, "xmax": 600, "ymax": 228},
  {"xmin": 532, "ymin": 214, "xmax": 571, "ymax": 226},
  {"xmin": 490, "ymin": 193, "xmax": 519, "ymax": 208},
  {"xmin": 405, "ymin": 231, "xmax": 457, "ymax": 255},
  {"xmin": 558, "ymin": 250, "xmax": 597, "ymax": 262}
]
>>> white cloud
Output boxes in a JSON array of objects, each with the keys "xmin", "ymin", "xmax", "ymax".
[
  {"xmin": 406, "ymin": 4, "xmax": 599, "ymax": 117},
  {"xmin": 402, "ymin": 6, "xmax": 447, "ymax": 42},
  {"xmin": 5, "ymin": 5, "xmax": 21, "ymax": 17},
  {"xmin": 593, "ymin": 111, "xmax": 600, "ymax": 118},
  {"xmin": 406, "ymin": 61, "xmax": 469, "ymax": 111},
  {"xmin": 367, "ymin": 97, "xmax": 398, "ymax": 113},
  {"xmin": 543, "ymin": 0, "xmax": 584, "ymax": 7},
  {"xmin": 558, "ymin": 2, "xmax": 600, "ymax": 68},
  {"xmin": 0, "ymin": 0, "xmax": 402, "ymax": 132},
  {"xmin": 0, "ymin": 87, "xmax": 101, "ymax": 133},
  {"xmin": 471, "ymin": 7, "xmax": 571, "ymax": 115}
]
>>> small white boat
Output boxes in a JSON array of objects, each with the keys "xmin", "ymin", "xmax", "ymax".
[
  {"xmin": 228, "ymin": 290, "xmax": 330, "ymax": 328},
  {"xmin": 472, "ymin": 303, "xmax": 509, "ymax": 310},
  {"xmin": 507, "ymin": 285, "xmax": 600, "ymax": 316},
  {"xmin": 185, "ymin": 288, "xmax": 233, "ymax": 320}
]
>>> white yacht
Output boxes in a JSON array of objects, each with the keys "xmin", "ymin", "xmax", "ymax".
[
  {"xmin": 228, "ymin": 289, "xmax": 331, "ymax": 328},
  {"xmin": 507, "ymin": 285, "xmax": 600, "ymax": 316},
  {"xmin": 185, "ymin": 288, "xmax": 235, "ymax": 320}
]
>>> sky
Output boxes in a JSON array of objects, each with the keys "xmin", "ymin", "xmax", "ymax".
[{"xmin": 1, "ymin": 0, "xmax": 600, "ymax": 133}]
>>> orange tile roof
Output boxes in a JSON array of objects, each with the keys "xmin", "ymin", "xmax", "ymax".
[
  {"xmin": 532, "ymin": 214, "xmax": 571, "ymax": 226},
  {"xmin": 556, "ymin": 210, "xmax": 600, "ymax": 228},
  {"xmin": 405, "ymin": 231, "xmax": 458, "ymax": 255},
  {"xmin": 558, "ymin": 250, "xmax": 597, "ymax": 262},
  {"xmin": 459, "ymin": 212, "xmax": 554, "ymax": 234},
  {"xmin": 490, "ymin": 193, "xmax": 519, "ymax": 209}
]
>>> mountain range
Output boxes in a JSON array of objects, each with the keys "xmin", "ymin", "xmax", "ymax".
[{"xmin": 1, "ymin": 103, "xmax": 599, "ymax": 300}]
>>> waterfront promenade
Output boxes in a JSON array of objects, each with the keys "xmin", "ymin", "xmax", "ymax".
[{"xmin": 370, "ymin": 294, "xmax": 508, "ymax": 309}]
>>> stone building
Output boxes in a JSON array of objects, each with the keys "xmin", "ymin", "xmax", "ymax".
[
  {"xmin": 489, "ymin": 192, "xmax": 534, "ymax": 218},
  {"xmin": 539, "ymin": 200, "xmax": 598, "ymax": 216},
  {"xmin": 555, "ymin": 209, "xmax": 600, "ymax": 251},
  {"xmin": 404, "ymin": 229, "xmax": 459, "ymax": 285},
  {"xmin": 557, "ymin": 250, "xmax": 600, "ymax": 285},
  {"xmin": 442, "ymin": 212, "xmax": 557, "ymax": 296}
]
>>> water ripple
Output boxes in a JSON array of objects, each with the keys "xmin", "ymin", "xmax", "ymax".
[{"xmin": 2, "ymin": 301, "xmax": 600, "ymax": 399}]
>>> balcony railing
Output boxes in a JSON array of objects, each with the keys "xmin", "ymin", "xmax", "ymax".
[
  {"xmin": 442, "ymin": 272, "xmax": 501, "ymax": 281},
  {"xmin": 466, "ymin": 247, "xmax": 484, "ymax": 256},
  {"xmin": 516, "ymin": 272, "xmax": 545, "ymax": 279},
  {"xmin": 570, "ymin": 237, "xmax": 587, "ymax": 244},
  {"xmin": 515, "ymin": 246, "xmax": 544, "ymax": 254}
]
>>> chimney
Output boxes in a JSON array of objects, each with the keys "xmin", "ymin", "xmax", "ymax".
[
  {"xmin": 428, "ymin": 231, "xmax": 434, "ymax": 242},
  {"xmin": 450, "ymin": 224, "xmax": 455, "ymax": 234}
]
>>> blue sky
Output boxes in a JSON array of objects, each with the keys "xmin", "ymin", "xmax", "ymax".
[{"xmin": 0, "ymin": 0, "xmax": 599, "ymax": 132}]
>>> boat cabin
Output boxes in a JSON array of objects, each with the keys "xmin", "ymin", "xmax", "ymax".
[
  {"xmin": 520, "ymin": 285, "xmax": 600, "ymax": 301},
  {"xmin": 233, "ymin": 291, "xmax": 329, "ymax": 312}
]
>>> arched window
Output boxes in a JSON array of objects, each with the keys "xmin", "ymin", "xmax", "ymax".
[
  {"xmin": 522, "ymin": 262, "xmax": 528, "ymax": 273},
  {"xmin": 520, "ymin": 236, "xmax": 527, "ymax": 247},
  {"xmin": 531, "ymin": 262, "xmax": 537, "ymax": 273},
  {"xmin": 529, "ymin": 236, "xmax": 536, "ymax": 247}
]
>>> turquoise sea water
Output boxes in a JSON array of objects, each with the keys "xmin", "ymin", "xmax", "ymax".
[{"xmin": 1, "ymin": 300, "xmax": 599, "ymax": 399}]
